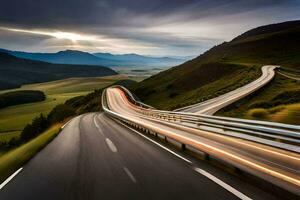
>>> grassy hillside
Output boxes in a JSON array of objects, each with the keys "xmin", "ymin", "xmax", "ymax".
[
  {"xmin": 191, "ymin": 21, "xmax": 300, "ymax": 69},
  {"xmin": 132, "ymin": 62, "xmax": 260, "ymax": 110},
  {"xmin": 217, "ymin": 74, "xmax": 300, "ymax": 124},
  {"xmin": 0, "ymin": 52, "xmax": 117, "ymax": 90},
  {"xmin": 131, "ymin": 20, "xmax": 300, "ymax": 124},
  {"xmin": 0, "ymin": 75, "xmax": 126, "ymax": 142}
]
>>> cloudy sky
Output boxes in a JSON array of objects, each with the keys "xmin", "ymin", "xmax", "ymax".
[{"xmin": 0, "ymin": 0, "xmax": 299, "ymax": 56}]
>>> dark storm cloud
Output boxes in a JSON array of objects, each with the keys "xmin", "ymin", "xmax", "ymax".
[
  {"xmin": 0, "ymin": 0, "xmax": 299, "ymax": 55},
  {"xmin": 0, "ymin": 0, "xmax": 195, "ymax": 28},
  {"xmin": 0, "ymin": 0, "xmax": 291, "ymax": 28}
]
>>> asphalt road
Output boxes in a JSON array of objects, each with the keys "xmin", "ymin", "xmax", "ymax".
[
  {"xmin": 176, "ymin": 65, "xmax": 277, "ymax": 114},
  {"xmin": 0, "ymin": 112, "xmax": 283, "ymax": 200},
  {"xmin": 104, "ymin": 87, "xmax": 300, "ymax": 194}
]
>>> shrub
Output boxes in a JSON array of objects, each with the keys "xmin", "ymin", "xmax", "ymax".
[
  {"xmin": 21, "ymin": 114, "xmax": 48, "ymax": 142},
  {"xmin": 249, "ymin": 101, "xmax": 272, "ymax": 109},
  {"xmin": 166, "ymin": 84, "xmax": 173, "ymax": 89},
  {"xmin": 272, "ymin": 90, "xmax": 300, "ymax": 105},
  {"xmin": 247, "ymin": 108, "xmax": 269, "ymax": 119},
  {"xmin": 47, "ymin": 104, "xmax": 76, "ymax": 124},
  {"xmin": 169, "ymin": 92, "xmax": 178, "ymax": 98},
  {"xmin": 8, "ymin": 137, "xmax": 20, "ymax": 147},
  {"xmin": 269, "ymin": 106, "xmax": 285, "ymax": 114}
]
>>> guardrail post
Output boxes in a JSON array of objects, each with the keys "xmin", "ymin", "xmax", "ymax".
[
  {"xmin": 164, "ymin": 136, "xmax": 168, "ymax": 142},
  {"xmin": 181, "ymin": 144, "xmax": 186, "ymax": 151},
  {"xmin": 204, "ymin": 153, "xmax": 209, "ymax": 160}
]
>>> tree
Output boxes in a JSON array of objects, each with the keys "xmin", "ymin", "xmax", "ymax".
[{"xmin": 47, "ymin": 104, "xmax": 75, "ymax": 124}]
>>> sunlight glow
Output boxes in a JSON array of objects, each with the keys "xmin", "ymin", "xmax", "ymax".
[
  {"xmin": 0, "ymin": 26, "xmax": 162, "ymax": 54},
  {"xmin": 0, "ymin": 27, "xmax": 97, "ymax": 42},
  {"xmin": 51, "ymin": 31, "xmax": 94, "ymax": 42}
]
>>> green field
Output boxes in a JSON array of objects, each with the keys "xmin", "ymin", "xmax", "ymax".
[
  {"xmin": 0, "ymin": 75, "xmax": 126, "ymax": 141},
  {"xmin": 0, "ymin": 123, "xmax": 61, "ymax": 182}
]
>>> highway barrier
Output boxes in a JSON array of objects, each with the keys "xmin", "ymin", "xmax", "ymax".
[{"xmin": 102, "ymin": 86, "xmax": 300, "ymax": 195}]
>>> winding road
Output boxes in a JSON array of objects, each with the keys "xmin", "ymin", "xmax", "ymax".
[
  {"xmin": 0, "ymin": 65, "xmax": 298, "ymax": 199},
  {"xmin": 176, "ymin": 65, "xmax": 278, "ymax": 114},
  {"xmin": 0, "ymin": 113, "xmax": 282, "ymax": 200}
]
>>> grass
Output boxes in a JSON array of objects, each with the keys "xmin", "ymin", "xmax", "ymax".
[
  {"xmin": 0, "ymin": 131, "xmax": 20, "ymax": 143},
  {"xmin": 132, "ymin": 63, "xmax": 261, "ymax": 110},
  {"xmin": 0, "ymin": 75, "xmax": 126, "ymax": 139},
  {"xmin": 130, "ymin": 21, "xmax": 300, "ymax": 125},
  {"xmin": 217, "ymin": 74, "xmax": 300, "ymax": 122},
  {"xmin": 245, "ymin": 103, "xmax": 300, "ymax": 125},
  {"xmin": 0, "ymin": 124, "xmax": 61, "ymax": 183}
]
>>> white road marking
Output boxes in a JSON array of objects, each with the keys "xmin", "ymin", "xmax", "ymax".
[
  {"xmin": 119, "ymin": 120, "xmax": 251, "ymax": 199},
  {"xmin": 123, "ymin": 167, "xmax": 137, "ymax": 183},
  {"xmin": 0, "ymin": 168, "xmax": 23, "ymax": 190},
  {"xmin": 105, "ymin": 138, "xmax": 118, "ymax": 153},
  {"xmin": 194, "ymin": 167, "xmax": 252, "ymax": 200},
  {"xmin": 93, "ymin": 115, "xmax": 105, "ymax": 136},
  {"xmin": 120, "ymin": 121, "xmax": 192, "ymax": 163}
]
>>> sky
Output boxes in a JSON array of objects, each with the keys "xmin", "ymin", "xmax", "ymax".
[{"xmin": 0, "ymin": 0, "xmax": 299, "ymax": 56}]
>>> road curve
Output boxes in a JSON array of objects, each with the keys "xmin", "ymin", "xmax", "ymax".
[
  {"xmin": 1, "ymin": 112, "xmax": 284, "ymax": 200},
  {"xmin": 175, "ymin": 65, "xmax": 278, "ymax": 115},
  {"xmin": 103, "ymin": 87, "xmax": 300, "ymax": 194}
]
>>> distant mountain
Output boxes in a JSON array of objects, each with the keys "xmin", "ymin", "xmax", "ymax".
[
  {"xmin": 131, "ymin": 20, "xmax": 300, "ymax": 110},
  {"xmin": 0, "ymin": 49, "xmax": 117, "ymax": 66},
  {"xmin": 93, "ymin": 52, "xmax": 185, "ymax": 66},
  {"xmin": 0, "ymin": 49, "xmax": 186, "ymax": 68},
  {"xmin": 0, "ymin": 52, "xmax": 117, "ymax": 90}
]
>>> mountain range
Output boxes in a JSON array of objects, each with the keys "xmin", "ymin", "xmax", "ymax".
[
  {"xmin": 0, "ymin": 49, "xmax": 187, "ymax": 68},
  {"xmin": 0, "ymin": 52, "xmax": 117, "ymax": 90}
]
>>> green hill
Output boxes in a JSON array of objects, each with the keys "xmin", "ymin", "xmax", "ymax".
[
  {"xmin": 196, "ymin": 20, "xmax": 300, "ymax": 68},
  {"xmin": 0, "ymin": 52, "xmax": 117, "ymax": 90},
  {"xmin": 131, "ymin": 20, "xmax": 300, "ymax": 123}
]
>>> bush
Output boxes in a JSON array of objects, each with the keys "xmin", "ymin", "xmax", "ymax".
[
  {"xmin": 8, "ymin": 137, "xmax": 20, "ymax": 147},
  {"xmin": 249, "ymin": 101, "xmax": 272, "ymax": 109},
  {"xmin": 248, "ymin": 90, "xmax": 300, "ymax": 109},
  {"xmin": 272, "ymin": 90, "xmax": 300, "ymax": 104},
  {"xmin": 20, "ymin": 104, "xmax": 75, "ymax": 144},
  {"xmin": 169, "ymin": 92, "xmax": 178, "ymax": 98},
  {"xmin": 47, "ymin": 104, "xmax": 76, "ymax": 124},
  {"xmin": 269, "ymin": 106, "xmax": 285, "ymax": 114},
  {"xmin": 247, "ymin": 108, "xmax": 269, "ymax": 119},
  {"xmin": 21, "ymin": 114, "xmax": 48, "ymax": 142}
]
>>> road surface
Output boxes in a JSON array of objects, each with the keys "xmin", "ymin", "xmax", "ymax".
[
  {"xmin": 104, "ymin": 87, "xmax": 300, "ymax": 194},
  {"xmin": 0, "ymin": 112, "xmax": 283, "ymax": 199},
  {"xmin": 176, "ymin": 65, "xmax": 277, "ymax": 115}
]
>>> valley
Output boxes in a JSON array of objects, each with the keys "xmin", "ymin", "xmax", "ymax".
[
  {"xmin": 0, "ymin": 75, "xmax": 127, "ymax": 142},
  {"xmin": 0, "ymin": 3, "xmax": 299, "ymax": 197}
]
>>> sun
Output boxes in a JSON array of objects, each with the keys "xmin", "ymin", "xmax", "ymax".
[{"xmin": 52, "ymin": 31, "xmax": 87, "ymax": 42}]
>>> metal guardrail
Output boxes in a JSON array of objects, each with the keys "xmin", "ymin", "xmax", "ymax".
[
  {"xmin": 116, "ymin": 86, "xmax": 154, "ymax": 109},
  {"xmin": 114, "ymin": 85, "xmax": 300, "ymax": 153},
  {"xmin": 102, "ymin": 87, "xmax": 300, "ymax": 195}
]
